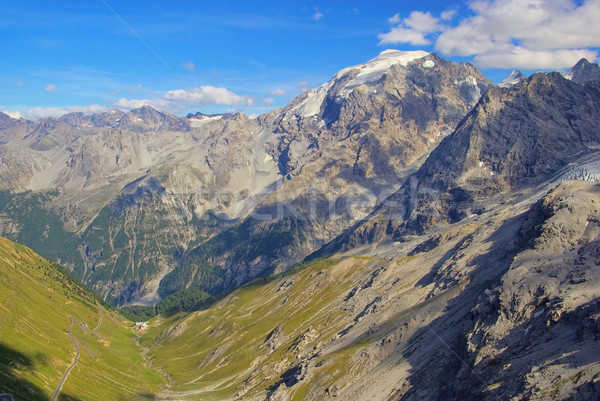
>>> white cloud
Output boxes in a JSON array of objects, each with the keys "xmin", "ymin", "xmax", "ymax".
[
  {"xmin": 298, "ymin": 80, "xmax": 310, "ymax": 92},
  {"xmin": 473, "ymin": 47, "xmax": 598, "ymax": 69},
  {"xmin": 379, "ymin": 11, "xmax": 441, "ymax": 46},
  {"xmin": 111, "ymin": 85, "xmax": 255, "ymax": 115},
  {"xmin": 269, "ymin": 88, "xmax": 286, "ymax": 96},
  {"xmin": 440, "ymin": 9, "xmax": 457, "ymax": 21},
  {"xmin": 313, "ymin": 12, "xmax": 323, "ymax": 21},
  {"xmin": 11, "ymin": 85, "xmax": 257, "ymax": 119},
  {"xmin": 183, "ymin": 61, "xmax": 195, "ymax": 72},
  {"xmin": 404, "ymin": 11, "xmax": 441, "ymax": 33},
  {"xmin": 163, "ymin": 86, "xmax": 255, "ymax": 106},
  {"xmin": 379, "ymin": 0, "xmax": 600, "ymax": 69},
  {"xmin": 113, "ymin": 97, "xmax": 174, "ymax": 111},
  {"xmin": 388, "ymin": 13, "xmax": 401, "ymax": 24},
  {"xmin": 17, "ymin": 104, "xmax": 111, "ymax": 120},
  {"xmin": 45, "ymin": 84, "xmax": 56, "ymax": 92},
  {"xmin": 378, "ymin": 26, "xmax": 431, "ymax": 46},
  {"xmin": 263, "ymin": 97, "xmax": 275, "ymax": 106}
]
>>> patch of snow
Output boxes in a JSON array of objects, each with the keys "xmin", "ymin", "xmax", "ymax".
[
  {"xmin": 478, "ymin": 161, "xmax": 484, "ymax": 167},
  {"xmin": 263, "ymin": 154, "xmax": 273, "ymax": 163},
  {"xmin": 534, "ymin": 308, "xmax": 545, "ymax": 318},
  {"xmin": 335, "ymin": 49, "xmax": 429, "ymax": 99},
  {"xmin": 189, "ymin": 115, "xmax": 223, "ymax": 127},
  {"xmin": 3, "ymin": 110, "xmax": 24, "ymax": 119},
  {"xmin": 422, "ymin": 60, "xmax": 435, "ymax": 68},
  {"xmin": 295, "ymin": 84, "xmax": 331, "ymax": 118}
]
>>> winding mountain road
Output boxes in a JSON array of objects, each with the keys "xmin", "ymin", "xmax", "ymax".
[
  {"xmin": 50, "ymin": 308, "xmax": 105, "ymax": 401},
  {"xmin": 92, "ymin": 307, "xmax": 105, "ymax": 340},
  {"xmin": 50, "ymin": 317, "xmax": 81, "ymax": 401}
]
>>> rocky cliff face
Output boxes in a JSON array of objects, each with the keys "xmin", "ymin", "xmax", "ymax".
[{"xmin": 319, "ymin": 71, "xmax": 600, "ymax": 255}]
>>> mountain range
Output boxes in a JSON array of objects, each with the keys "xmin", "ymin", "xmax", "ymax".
[{"xmin": 1, "ymin": 49, "xmax": 600, "ymax": 400}]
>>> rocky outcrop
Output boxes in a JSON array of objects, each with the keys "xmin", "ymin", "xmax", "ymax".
[{"xmin": 114, "ymin": 106, "xmax": 191, "ymax": 132}]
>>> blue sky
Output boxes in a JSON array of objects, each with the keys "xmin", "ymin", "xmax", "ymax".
[{"xmin": 1, "ymin": 0, "xmax": 599, "ymax": 119}]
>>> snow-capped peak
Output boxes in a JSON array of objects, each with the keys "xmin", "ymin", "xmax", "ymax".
[
  {"xmin": 498, "ymin": 70, "xmax": 526, "ymax": 88},
  {"xmin": 286, "ymin": 50, "xmax": 431, "ymax": 119}
]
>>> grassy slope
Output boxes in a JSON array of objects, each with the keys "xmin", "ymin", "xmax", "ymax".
[
  {"xmin": 0, "ymin": 237, "xmax": 162, "ymax": 401},
  {"xmin": 142, "ymin": 257, "xmax": 388, "ymax": 400}
]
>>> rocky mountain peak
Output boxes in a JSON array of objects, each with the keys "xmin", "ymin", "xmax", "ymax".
[
  {"xmin": 58, "ymin": 112, "xmax": 93, "ymax": 127},
  {"xmin": 267, "ymin": 52, "xmax": 495, "ymax": 177},
  {"xmin": 498, "ymin": 69, "xmax": 526, "ymax": 88},
  {"xmin": 564, "ymin": 57, "xmax": 600, "ymax": 84},
  {"xmin": 0, "ymin": 111, "xmax": 13, "ymax": 123},
  {"xmin": 115, "ymin": 105, "xmax": 190, "ymax": 133}
]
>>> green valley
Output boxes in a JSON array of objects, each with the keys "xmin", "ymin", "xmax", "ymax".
[{"xmin": 0, "ymin": 237, "xmax": 161, "ymax": 400}]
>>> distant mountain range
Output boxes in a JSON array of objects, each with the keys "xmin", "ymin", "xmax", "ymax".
[{"xmin": 0, "ymin": 52, "xmax": 598, "ymax": 306}]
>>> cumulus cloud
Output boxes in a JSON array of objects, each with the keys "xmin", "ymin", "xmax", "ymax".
[
  {"xmin": 473, "ymin": 47, "xmax": 598, "ymax": 69},
  {"xmin": 113, "ymin": 97, "xmax": 174, "ymax": 111},
  {"xmin": 440, "ymin": 9, "xmax": 457, "ymax": 21},
  {"xmin": 379, "ymin": 0, "xmax": 600, "ymax": 69},
  {"xmin": 379, "ymin": 11, "xmax": 442, "ymax": 46},
  {"xmin": 16, "ymin": 104, "xmax": 111, "ymax": 120},
  {"xmin": 269, "ymin": 88, "xmax": 286, "ymax": 96},
  {"xmin": 45, "ymin": 84, "xmax": 56, "ymax": 92},
  {"xmin": 183, "ymin": 61, "xmax": 195, "ymax": 72},
  {"xmin": 313, "ymin": 12, "xmax": 323, "ymax": 21},
  {"xmin": 163, "ymin": 86, "xmax": 255, "ymax": 106},
  {"xmin": 263, "ymin": 97, "xmax": 275, "ymax": 106},
  {"xmin": 112, "ymin": 85, "xmax": 255, "ymax": 114},
  {"xmin": 12, "ymin": 85, "xmax": 257, "ymax": 119},
  {"xmin": 378, "ymin": 26, "xmax": 432, "ymax": 46},
  {"xmin": 388, "ymin": 13, "xmax": 401, "ymax": 24}
]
